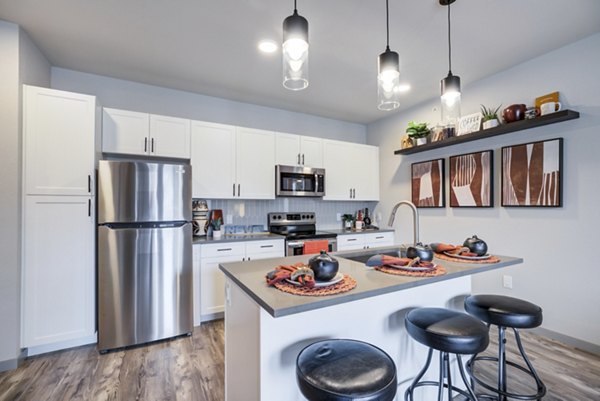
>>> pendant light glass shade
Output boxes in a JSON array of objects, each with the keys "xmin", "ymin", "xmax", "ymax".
[
  {"xmin": 440, "ymin": 0, "xmax": 461, "ymax": 123},
  {"xmin": 377, "ymin": 48, "xmax": 400, "ymax": 111},
  {"xmin": 283, "ymin": 8, "xmax": 309, "ymax": 90},
  {"xmin": 377, "ymin": 0, "xmax": 400, "ymax": 111}
]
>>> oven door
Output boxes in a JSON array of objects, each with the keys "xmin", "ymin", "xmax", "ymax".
[{"xmin": 286, "ymin": 238, "xmax": 337, "ymax": 256}]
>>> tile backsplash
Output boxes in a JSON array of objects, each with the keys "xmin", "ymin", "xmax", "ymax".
[{"xmin": 197, "ymin": 198, "xmax": 379, "ymax": 230}]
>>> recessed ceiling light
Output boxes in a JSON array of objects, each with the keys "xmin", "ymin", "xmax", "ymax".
[
  {"xmin": 258, "ymin": 40, "xmax": 278, "ymax": 53},
  {"xmin": 396, "ymin": 83, "xmax": 411, "ymax": 93}
]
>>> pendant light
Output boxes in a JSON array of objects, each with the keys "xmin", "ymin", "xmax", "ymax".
[
  {"xmin": 377, "ymin": 0, "xmax": 400, "ymax": 111},
  {"xmin": 283, "ymin": 0, "xmax": 309, "ymax": 90},
  {"xmin": 440, "ymin": 0, "xmax": 461, "ymax": 123}
]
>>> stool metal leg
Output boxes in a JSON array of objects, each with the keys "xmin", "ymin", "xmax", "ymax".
[
  {"xmin": 466, "ymin": 326, "xmax": 547, "ymax": 400},
  {"xmin": 405, "ymin": 348, "xmax": 478, "ymax": 401},
  {"xmin": 498, "ymin": 326, "xmax": 507, "ymax": 401}
]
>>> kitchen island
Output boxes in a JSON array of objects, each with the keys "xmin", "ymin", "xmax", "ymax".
[{"xmin": 219, "ymin": 247, "xmax": 522, "ymax": 401}]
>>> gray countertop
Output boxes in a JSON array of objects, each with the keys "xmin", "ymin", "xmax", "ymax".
[
  {"xmin": 219, "ymin": 246, "xmax": 523, "ymax": 318},
  {"xmin": 323, "ymin": 228, "xmax": 395, "ymax": 235},
  {"xmin": 193, "ymin": 233, "xmax": 285, "ymax": 245}
]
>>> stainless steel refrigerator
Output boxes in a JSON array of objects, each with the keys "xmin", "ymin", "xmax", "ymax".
[{"xmin": 97, "ymin": 160, "xmax": 193, "ymax": 351}]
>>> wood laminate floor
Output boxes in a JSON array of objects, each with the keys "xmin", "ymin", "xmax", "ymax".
[{"xmin": 0, "ymin": 321, "xmax": 598, "ymax": 401}]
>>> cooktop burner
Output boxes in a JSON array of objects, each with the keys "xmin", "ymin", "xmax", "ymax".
[{"xmin": 267, "ymin": 212, "xmax": 337, "ymax": 241}]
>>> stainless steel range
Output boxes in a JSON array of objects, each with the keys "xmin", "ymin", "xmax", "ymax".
[{"xmin": 268, "ymin": 212, "xmax": 337, "ymax": 256}]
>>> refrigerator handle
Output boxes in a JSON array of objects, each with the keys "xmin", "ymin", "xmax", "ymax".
[{"xmin": 144, "ymin": 137, "xmax": 148, "ymax": 152}]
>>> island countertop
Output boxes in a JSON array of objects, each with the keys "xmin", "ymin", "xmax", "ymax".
[{"xmin": 219, "ymin": 247, "xmax": 523, "ymax": 318}]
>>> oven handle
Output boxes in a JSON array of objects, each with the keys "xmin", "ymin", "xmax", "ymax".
[{"xmin": 287, "ymin": 241, "xmax": 304, "ymax": 248}]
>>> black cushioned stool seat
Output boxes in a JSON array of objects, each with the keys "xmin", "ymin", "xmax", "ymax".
[
  {"xmin": 296, "ymin": 339, "xmax": 397, "ymax": 401},
  {"xmin": 464, "ymin": 294, "xmax": 546, "ymax": 400},
  {"xmin": 404, "ymin": 308, "xmax": 489, "ymax": 401},
  {"xmin": 465, "ymin": 294, "xmax": 543, "ymax": 329}
]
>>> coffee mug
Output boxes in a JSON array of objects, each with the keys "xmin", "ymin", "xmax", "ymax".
[{"xmin": 540, "ymin": 101, "xmax": 562, "ymax": 116}]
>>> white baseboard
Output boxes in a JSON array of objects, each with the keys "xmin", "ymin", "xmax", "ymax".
[
  {"xmin": 200, "ymin": 312, "xmax": 224, "ymax": 323},
  {"xmin": 533, "ymin": 327, "xmax": 600, "ymax": 356},
  {"xmin": 25, "ymin": 333, "xmax": 97, "ymax": 357}
]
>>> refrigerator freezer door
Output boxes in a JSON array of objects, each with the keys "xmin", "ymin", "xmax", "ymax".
[
  {"xmin": 98, "ymin": 160, "xmax": 192, "ymax": 224},
  {"xmin": 97, "ymin": 223, "xmax": 193, "ymax": 351}
]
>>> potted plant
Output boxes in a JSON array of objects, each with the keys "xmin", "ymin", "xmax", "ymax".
[
  {"xmin": 210, "ymin": 217, "xmax": 223, "ymax": 239},
  {"xmin": 341, "ymin": 214, "xmax": 354, "ymax": 230},
  {"xmin": 480, "ymin": 104, "xmax": 501, "ymax": 129},
  {"xmin": 406, "ymin": 121, "xmax": 430, "ymax": 145}
]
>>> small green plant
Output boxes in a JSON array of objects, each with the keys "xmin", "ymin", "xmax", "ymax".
[
  {"xmin": 406, "ymin": 121, "xmax": 430, "ymax": 139},
  {"xmin": 480, "ymin": 104, "xmax": 502, "ymax": 122},
  {"xmin": 341, "ymin": 214, "xmax": 354, "ymax": 222},
  {"xmin": 210, "ymin": 217, "xmax": 222, "ymax": 230}
]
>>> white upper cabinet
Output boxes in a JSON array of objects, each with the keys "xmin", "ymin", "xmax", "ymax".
[
  {"xmin": 323, "ymin": 139, "xmax": 379, "ymax": 201},
  {"xmin": 191, "ymin": 121, "xmax": 237, "ymax": 199},
  {"xmin": 102, "ymin": 108, "xmax": 149, "ymax": 156},
  {"xmin": 275, "ymin": 133, "xmax": 323, "ymax": 168},
  {"xmin": 191, "ymin": 122, "xmax": 275, "ymax": 199},
  {"xmin": 236, "ymin": 127, "xmax": 275, "ymax": 199},
  {"xmin": 24, "ymin": 85, "xmax": 96, "ymax": 196},
  {"xmin": 149, "ymin": 114, "xmax": 191, "ymax": 158},
  {"xmin": 102, "ymin": 108, "xmax": 190, "ymax": 158}
]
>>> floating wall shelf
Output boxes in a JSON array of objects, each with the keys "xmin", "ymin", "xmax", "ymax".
[{"xmin": 394, "ymin": 109, "xmax": 580, "ymax": 155}]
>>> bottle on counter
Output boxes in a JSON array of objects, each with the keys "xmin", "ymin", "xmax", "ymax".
[
  {"xmin": 355, "ymin": 210, "xmax": 364, "ymax": 230},
  {"xmin": 364, "ymin": 208, "xmax": 372, "ymax": 228}
]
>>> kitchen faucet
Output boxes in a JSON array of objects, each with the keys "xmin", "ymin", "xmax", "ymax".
[{"xmin": 388, "ymin": 200, "xmax": 419, "ymax": 245}]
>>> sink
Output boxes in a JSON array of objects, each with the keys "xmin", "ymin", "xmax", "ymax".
[{"xmin": 337, "ymin": 247, "xmax": 406, "ymax": 264}]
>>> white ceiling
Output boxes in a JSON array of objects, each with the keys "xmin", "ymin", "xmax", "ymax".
[{"xmin": 2, "ymin": 0, "xmax": 599, "ymax": 124}]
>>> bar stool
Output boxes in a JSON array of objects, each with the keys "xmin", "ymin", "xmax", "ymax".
[
  {"xmin": 404, "ymin": 307, "xmax": 489, "ymax": 401},
  {"xmin": 296, "ymin": 339, "xmax": 397, "ymax": 401},
  {"xmin": 464, "ymin": 294, "xmax": 546, "ymax": 400}
]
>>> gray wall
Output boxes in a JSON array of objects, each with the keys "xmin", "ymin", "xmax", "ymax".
[
  {"xmin": 367, "ymin": 33, "xmax": 600, "ymax": 347},
  {"xmin": 51, "ymin": 68, "xmax": 367, "ymax": 143},
  {"xmin": 0, "ymin": 21, "xmax": 50, "ymax": 370}
]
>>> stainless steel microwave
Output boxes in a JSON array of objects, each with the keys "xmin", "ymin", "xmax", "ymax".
[{"xmin": 276, "ymin": 165, "xmax": 325, "ymax": 197}]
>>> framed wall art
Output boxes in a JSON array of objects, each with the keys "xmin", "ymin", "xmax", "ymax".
[
  {"xmin": 501, "ymin": 138, "xmax": 563, "ymax": 207},
  {"xmin": 449, "ymin": 150, "xmax": 493, "ymax": 207},
  {"xmin": 411, "ymin": 158, "xmax": 445, "ymax": 208}
]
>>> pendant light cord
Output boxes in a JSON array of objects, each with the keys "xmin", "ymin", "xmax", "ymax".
[
  {"xmin": 386, "ymin": 0, "xmax": 390, "ymax": 51},
  {"xmin": 294, "ymin": 0, "xmax": 297, "ymax": 12},
  {"xmin": 447, "ymin": 1, "xmax": 452, "ymax": 74}
]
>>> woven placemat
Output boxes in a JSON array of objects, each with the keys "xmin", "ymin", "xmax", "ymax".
[
  {"xmin": 375, "ymin": 265, "xmax": 447, "ymax": 277},
  {"xmin": 435, "ymin": 252, "xmax": 500, "ymax": 264},
  {"xmin": 272, "ymin": 274, "xmax": 357, "ymax": 296}
]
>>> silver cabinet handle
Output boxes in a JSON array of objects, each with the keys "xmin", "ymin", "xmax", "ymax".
[
  {"xmin": 217, "ymin": 248, "xmax": 232, "ymax": 252},
  {"xmin": 302, "ymin": 154, "xmax": 305, "ymax": 165},
  {"xmin": 297, "ymin": 153, "xmax": 301, "ymax": 164},
  {"xmin": 260, "ymin": 245, "xmax": 274, "ymax": 248},
  {"xmin": 233, "ymin": 183, "xmax": 236, "ymax": 196},
  {"xmin": 88, "ymin": 199, "xmax": 91, "ymax": 217},
  {"xmin": 88, "ymin": 175, "xmax": 91, "ymax": 193},
  {"xmin": 237, "ymin": 184, "xmax": 240, "ymax": 197},
  {"xmin": 144, "ymin": 137, "xmax": 148, "ymax": 152},
  {"xmin": 347, "ymin": 238, "xmax": 357, "ymax": 242},
  {"xmin": 349, "ymin": 188, "xmax": 352, "ymax": 198},
  {"xmin": 376, "ymin": 236, "xmax": 384, "ymax": 239},
  {"xmin": 151, "ymin": 138, "xmax": 155, "ymax": 153}
]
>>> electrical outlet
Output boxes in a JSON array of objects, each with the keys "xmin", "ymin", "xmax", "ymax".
[
  {"xmin": 336, "ymin": 213, "xmax": 342, "ymax": 222},
  {"xmin": 503, "ymin": 275, "xmax": 513, "ymax": 289}
]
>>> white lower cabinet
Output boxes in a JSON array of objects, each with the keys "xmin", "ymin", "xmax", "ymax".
[
  {"xmin": 22, "ymin": 195, "xmax": 95, "ymax": 349},
  {"xmin": 337, "ymin": 231, "xmax": 395, "ymax": 251},
  {"xmin": 195, "ymin": 239, "xmax": 284, "ymax": 323}
]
